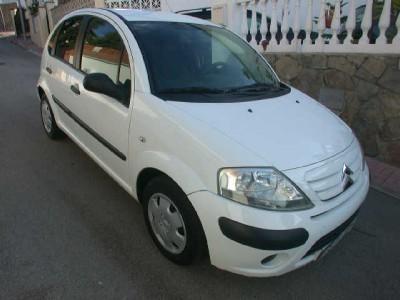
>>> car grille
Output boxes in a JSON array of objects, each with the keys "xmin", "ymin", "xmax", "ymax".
[
  {"xmin": 304, "ymin": 141, "xmax": 363, "ymax": 201},
  {"xmin": 303, "ymin": 210, "xmax": 359, "ymax": 258}
]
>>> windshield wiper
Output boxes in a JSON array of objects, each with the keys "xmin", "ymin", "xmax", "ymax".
[
  {"xmin": 226, "ymin": 83, "xmax": 286, "ymax": 94},
  {"xmin": 158, "ymin": 87, "xmax": 227, "ymax": 94}
]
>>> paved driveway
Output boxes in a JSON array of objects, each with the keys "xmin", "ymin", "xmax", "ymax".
[{"xmin": 0, "ymin": 39, "xmax": 399, "ymax": 299}]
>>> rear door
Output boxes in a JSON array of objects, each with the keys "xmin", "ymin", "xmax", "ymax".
[
  {"xmin": 48, "ymin": 16, "xmax": 87, "ymax": 139},
  {"xmin": 73, "ymin": 16, "xmax": 133, "ymax": 184},
  {"xmin": 42, "ymin": 26, "xmax": 59, "ymax": 94}
]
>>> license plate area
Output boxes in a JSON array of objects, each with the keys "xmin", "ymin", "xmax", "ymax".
[{"xmin": 304, "ymin": 210, "xmax": 359, "ymax": 259}]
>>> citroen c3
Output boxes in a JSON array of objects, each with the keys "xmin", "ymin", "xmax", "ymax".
[{"xmin": 37, "ymin": 8, "xmax": 369, "ymax": 277}]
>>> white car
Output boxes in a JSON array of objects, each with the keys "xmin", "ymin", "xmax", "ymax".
[{"xmin": 37, "ymin": 8, "xmax": 369, "ymax": 277}]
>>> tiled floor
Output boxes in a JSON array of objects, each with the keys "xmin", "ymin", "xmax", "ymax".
[{"xmin": 367, "ymin": 157, "xmax": 400, "ymax": 198}]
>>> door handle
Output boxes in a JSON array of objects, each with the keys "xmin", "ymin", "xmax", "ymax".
[
  {"xmin": 46, "ymin": 67, "xmax": 52, "ymax": 74},
  {"xmin": 70, "ymin": 84, "xmax": 80, "ymax": 95}
]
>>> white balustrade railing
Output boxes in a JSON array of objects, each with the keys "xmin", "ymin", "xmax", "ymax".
[
  {"xmin": 292, "ymin": 0, "xmax": 300, "ymax": 48},
  {"xmin": 377, "ymin": 0, "xmax": 392, "ymax": 44},
  {"xmin": 315, "ymin": 0, "xmax": 326, "ymax": 47},
  {"xmin": 330, "ymin": 0, "xmax": 341, "ymax": 45},
  {"xmin": 394, "ymin": 8, "xmax": 400, "ymax": 46},
  {"xmin": 359, "ymin": 0, "xmax": 373, "ymax": 45},
  {"xmin": 102, "ymin": 0, "xmax": 399, "ymax": 54},
  {"xmin": 270, "ymin": 0, "xmax": 278, "ymax": 46},
  {"xmin": 232, "ymin": 0, "xmax": 400, "ymax": 54},
  {"xmin": 104, "ymin": 0, "xmax": 161, "ymax": 9},
  {"xmin": 344, "ymin": 0, "xmax": 356, "ymax": 45}
]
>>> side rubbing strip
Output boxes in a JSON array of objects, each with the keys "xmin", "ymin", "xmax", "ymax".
[{"xmin": 52, "ymin": 95, "xmax": 127, "ymax": 161}]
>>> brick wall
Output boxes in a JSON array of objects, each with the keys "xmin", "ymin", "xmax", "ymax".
[{"xmin": 49, "ymin": 0, "xmax": 95, "ymax": 29}]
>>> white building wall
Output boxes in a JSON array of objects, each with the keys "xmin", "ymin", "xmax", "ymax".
[
  {"xmin": 162, "ymin": 0, "xmax": 212, "ymax": 12},
  {"xmin": 0, "ymin": 0, "xmax": 26, "ymax": 8}
]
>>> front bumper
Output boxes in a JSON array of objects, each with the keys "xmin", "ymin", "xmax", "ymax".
[{"xmin": 189, "ymin": 166, "xmax": 369, "ymax": 277}]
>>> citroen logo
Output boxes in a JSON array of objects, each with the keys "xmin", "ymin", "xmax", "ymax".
[{"xmin": 341, "ymin": 164, "xmax": 354, "ymax": 192}]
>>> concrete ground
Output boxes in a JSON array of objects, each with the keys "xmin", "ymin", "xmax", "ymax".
[{"xmin": 0, "ymin": 39, "xmax": 399, "ymax": 300}]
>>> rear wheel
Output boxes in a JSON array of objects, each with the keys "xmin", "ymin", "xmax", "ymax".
[
  {"xmin": 40, "ymin": 94, "xmax": 63, "ymax": 139},
  {"xmin": 142, "ymin": 176, "xmax": 207, "ymax": 265}
]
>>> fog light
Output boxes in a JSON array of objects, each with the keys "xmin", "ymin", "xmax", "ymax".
[{"xmin": 261, "ymin": 254, "xmax": 277, "ymax": 266}]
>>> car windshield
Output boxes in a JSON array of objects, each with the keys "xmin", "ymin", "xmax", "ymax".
[{"xmin": 129, "ymin": 21, "xmax": 289, "ymax": 102}]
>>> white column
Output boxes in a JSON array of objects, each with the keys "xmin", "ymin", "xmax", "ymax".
[
  {"xmin": 160, "ymin": 0, "xmax": 170, "ymax": 11},
  {"xmin": 377, "ymin": 0, "xmax": 392, "ymax": 45},
  {"xmin": 241, "ymin": 1, "xmax": 249, "ymax": 41},
  {"xmin": 343, "ymin": 0, "xmax": 355, "ymax": 45},
  {"xmin": 250, "ymin": 0, "xmax": 259, "ymax": 47},
  {"xmin": 259, "ymin": 0, "xmax": 268, "ymax": 48},
  {"xmin": 280, "ymin": 0, "xmax": 289, "ymax": 46},
  {"xmin": 292, "ymin": 0, "xmax": 300, "ymax": 46},
  {"xmin": 393, "ymin": 11, "xmax": 400, "ymax": 46},
  {"xmin": 95, "ymin": 0, "xmax": 107, "ymax": 8},
  {"xmin": 359, "ymin": 0, "xmax": 373, "ymax": 45},
  {"xmin": 330, "ymin": 0, "xmax": 341, "ymax": 44},
  {"xmin": 223, "ymin": 0, "xmax": 243, "ymax": 34},
  {"xmin": 304, "ymin": 0, "xmax": 313, "ymax": 45},
  {"xmin": 269, "ymin": 0, "xmax": 278, "ymax": 47},
  {"xmin": 315, "ymin": 0, "xmax": 326, "ymax": 47}
]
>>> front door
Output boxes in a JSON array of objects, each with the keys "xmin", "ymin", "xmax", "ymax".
[{"xmin": 73, "ymin": 16, "xmax": 133, "ymax": 185}]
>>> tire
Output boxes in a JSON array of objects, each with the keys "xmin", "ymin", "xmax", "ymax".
[
  {"xmin": 40, "ymin": 94, "xmax": 63, "ymax": 139},
  {"xmin": 142, "ymin": 176, "xmax": 207, "ymax": 265}
]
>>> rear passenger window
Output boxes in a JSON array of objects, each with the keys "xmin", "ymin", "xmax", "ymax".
[
  {"xmin": 80, "ymin": 17, "xmax": 131, "ymax": 106},
  {"xmin": 55, "ymin": 16, "xmax": 82, "ymax": 65}
]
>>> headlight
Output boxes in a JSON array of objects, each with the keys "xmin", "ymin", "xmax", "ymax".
[{"xmin": 218, "ymin": 168, "xmax": 313, "ymax": 211}]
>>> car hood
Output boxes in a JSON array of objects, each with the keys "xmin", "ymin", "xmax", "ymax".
[{"xmin": 167, "ymin": 88, "xmax": 354, "ymax": 170}]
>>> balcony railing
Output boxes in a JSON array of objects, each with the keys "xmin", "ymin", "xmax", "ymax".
[
  {"xmin": 234, "ymin": 0, "xmax": 399, "ymax": 54},
  {"xmin": 104, "ymin": 0, "xmax": 161, "ymax": 9}
]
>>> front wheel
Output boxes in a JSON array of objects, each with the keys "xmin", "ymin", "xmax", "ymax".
[{"xmin": 142, "ymin": 176, "xmax": 207, "ymax": 265}]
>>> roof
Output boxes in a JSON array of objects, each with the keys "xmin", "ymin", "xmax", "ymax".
[{"xmin": 108, "ymin": 9, "xmax": 215, "ymax": 26}]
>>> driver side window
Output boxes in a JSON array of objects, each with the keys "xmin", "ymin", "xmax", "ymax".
[{"xmin": 80, "ymin": 17, "xmax": 131, "ymax": 106}]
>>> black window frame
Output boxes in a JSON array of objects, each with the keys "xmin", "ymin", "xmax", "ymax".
[
  {"xmin": 78, "ymin": 16, "xmax": 133, "ymax": 107},
  {"xmin": 47, "ymin": 25, "xmax": 61, "ymax": 56},
  {"xmin": 128, "ymin": 21, "xmax": 288, "ymax": 103},
  {"xmin": 52, "ymin": 15, "xmax": 86, "ymax": 68},
  {"xmin": 79, "ymin": 17, "xmax": 129, "ymax": 83},
  {"xmin": 49, "ymin": 14, "xmax": 133, "ymax": 107}
]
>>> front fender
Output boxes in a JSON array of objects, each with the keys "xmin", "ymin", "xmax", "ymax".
[{"xmin": 131, "ymin": 150, "xmax": 207, "ymax": 199}]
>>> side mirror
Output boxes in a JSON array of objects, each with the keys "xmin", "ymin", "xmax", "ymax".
[{"xmin": 83, "ymin": 73, "xmax": 123, "ymax": 101}]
